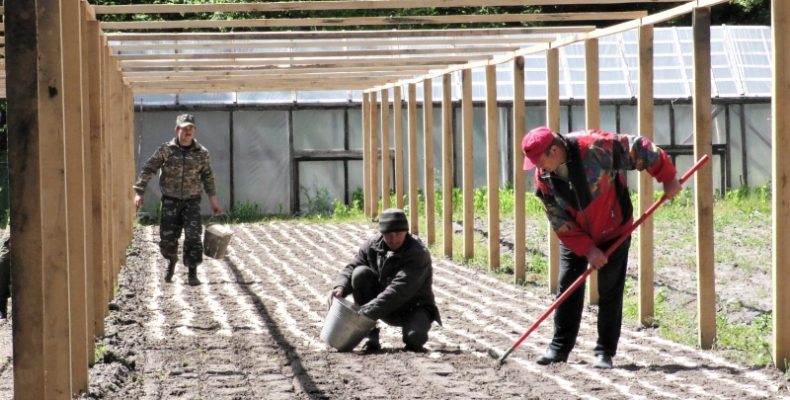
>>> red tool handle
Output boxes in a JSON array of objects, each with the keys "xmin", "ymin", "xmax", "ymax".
[{"xmin": 505, "ymin": 154, "xmax": 710, "ymax": 354}]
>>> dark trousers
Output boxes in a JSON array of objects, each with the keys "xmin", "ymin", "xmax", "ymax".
[
  {"xmin": 160, "ymin": 197, "xmax": 203, "ymax": 267},
  {"xmin": 351, "ymin": 265, "xmax": 432, "ymax": 348},
  {"xmin": 548, "ymin": 236, "xmax": 631, "ymax": 358}
]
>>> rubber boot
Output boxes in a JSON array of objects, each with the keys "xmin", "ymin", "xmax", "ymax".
[
  {"xmin": 164, "ymin": 259, "xmax": 176, "ymax": 283},
  {"xmin": 0, "ymin": 298, "xmax": 7, "ymax": 320},
  {"xmin": 187, "ymin": 266, "xmax": 201, "ymax": 286},
  {"xmin": 362, "ymin": 327, "xmax": 381, "ymax": 353}
]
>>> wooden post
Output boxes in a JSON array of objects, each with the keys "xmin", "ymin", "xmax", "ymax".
[
  {"xmin": 584, "ymin": 38, "xmax": 601, "ymax": 305},
  {"xmin": 512, "ymin": 56, "xmax": 526, "ymax": 283},
  {"xmin": 370, "ymin": 91, "xmax": 380, "ymax": 219},
  {"xmin": 441, "ymin": 73, "xmax": 454, "ymax": 257},
  {"xmin": 423, "ymin": 79, "xmax": 436, "ymax": 244},
  {"xmin": 485, "ymin": 65, "xmax": 500, "ymax": 271},
  {"xmin": 546, "ymin": 48, "xmax": 561, "ymax": 293},
  {"xmin": 772, "ymin": 0, "xmax": 790, "ymax": 372},
  {"xmin": 393, "ymin": 87, "xmax": 405, "ymax": 209},
  {"xmin": 462, "ymin": 70, "xmax": 474, "ymax": 260},
  {"xmin": 62, "ymin": 0, "xmax": 89, "ymax": 391},
  {"xmin": 407, "ymin": 83, "xmax": 420, "ymax": 234},
  {"xmin": 693, "ymin": 7, "xmax": 716, "ymax": 349},
  {"xmin": 381, "ymin": 88, "xmax": 391, "ymax": 210},
  {"xmin": 80, "ymin": 0, "xmax": 97, "ymax": 366},
  {"xmin": 7, "ymin": 0, "xmax": 74, "ymax": 397},
  {"xmin": 637, "ymin": 24, "xmax": 656, "ymax": 326},
  {"xmin": 361, "ymin": 93, "xmax": 370, "ymax": 217}
]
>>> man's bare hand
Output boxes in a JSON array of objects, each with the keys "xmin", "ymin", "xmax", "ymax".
[
  {"xmin": 663, "ymin": 178, "xmax": 682, "ymax": 200},
  {"xmin": 585, "ymin": 247, "xmax": 608, "ymax": 270},
  {"xmin": 134, "ymin": 194, "xmax": 144, "ymax": 210},
  {"xmin": 326, "ymin": 287, "xmax": 343, "ymax": 310}
]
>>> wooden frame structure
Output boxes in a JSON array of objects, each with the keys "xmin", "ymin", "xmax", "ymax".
[{"xmin": 1, "ymin": 1, "xmax": 789, "ymax": 398}]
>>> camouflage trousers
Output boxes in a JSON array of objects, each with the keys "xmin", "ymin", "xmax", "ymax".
[{"xmin": 159, "ymin": 197, "xmax": 203, "ymax": 267}]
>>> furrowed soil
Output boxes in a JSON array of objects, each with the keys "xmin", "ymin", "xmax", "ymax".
[{"xmin": 1, "ymin": 221, "xmax": 788, "ymax": 399}]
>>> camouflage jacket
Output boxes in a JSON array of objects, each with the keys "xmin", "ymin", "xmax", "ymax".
[{"xmin": 134, "ymin": 138, "xmax": 217, "ymax": 200}]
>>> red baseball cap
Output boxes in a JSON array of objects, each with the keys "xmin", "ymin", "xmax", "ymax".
[{"xmin": 521, "ymin": 126, "xmax": 555, "ymax": 170}]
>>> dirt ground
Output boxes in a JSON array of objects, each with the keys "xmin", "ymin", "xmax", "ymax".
[{"xmin": 1, "ymin": 221, "xmax": 789, "ymax": 399}]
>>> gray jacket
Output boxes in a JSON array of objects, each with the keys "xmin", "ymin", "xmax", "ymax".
[{"xmin": 334, "ymin": 233, "xmax": 441, "ymax": 324}]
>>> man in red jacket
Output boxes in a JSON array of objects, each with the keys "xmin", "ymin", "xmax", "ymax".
[{"xmin": 522, "ymin": 126, "xmax": 681, "ymax": 369}]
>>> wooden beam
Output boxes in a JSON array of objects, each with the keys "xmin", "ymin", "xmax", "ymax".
[
  {"xmin": 692, "ymin": 6, "xmax": 716, "ymax": 350},
  {"xmin": 63, "ymin": 0, "xmax": 89, "ymax": 392},
  {"xmin": 485, "ymin": 64, "xmax": 500, "ymax": 271},
  {"xmin": 93, "ymin": 0, "xmax": 683, "ymax": 14},
  {"xmin": 119, "ymin": 55, "xmax": 492, "ymax": 69},
  {"xmin": 584, "ymin": 37, "xmax": 600, "ymax": 306},
  {"xmin": 381, "ymin": 88, "xmax": 391, "ymax": 210},
  {"xmin": 362, "ymin": 93, "xmax": 371, "ymax": 218},
  {"xmin": 512, "ymin": 56, "xmax": 526, "ymax": 284},
  {"xmin": 637, "ymin": 24, "xmax": 656, "ymax": 327},
  {"xmin": 8, "ymin": 0, "xmax": 73, "ymax": 397},
  {"xmin": 100, "ymin": 12, "xmax": 646, "ymax": 31},
  {"xmin": 441, "ymin": 73, "xmax": 454, "ymax": 258},
  {"xmin": 462, "ymin": 69, "xmax": 474, "ymax": 260},
  {"xmin": 407, "ymin": 83, "xmax": 420, "ymax": 234},
  {"xmin": 113, "ymin": 45, "xmax": 522, "ymax": 61},
  {"xmin": 110, "ymin": 36, "xmax": 554, "ymax": 52},
  {"xmin": 393, "ymin": 86, "xmax": 405, "ymax": 209},
  {"xmin": 546, "ymin": 47, "xmax": 561, "ymax": 294},
  {"xmin": 423, "ymin": 79, "xmax": 435, "ymax": 245},
  {"xmin": 773, "ymin": 0, "xmax": 790, "ymax": 372},
  {"xmin": 370, "ymin": 91, "xmax": 380, "ymax": 219},
  {"xmin": 106, "ymin": 27, "xmax": 595, "ymax": 42}
]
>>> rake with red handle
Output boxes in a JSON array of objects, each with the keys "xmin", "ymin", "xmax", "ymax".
[{"xmin": 488, "ymin": 154, "xmax": 710, "ymax": 365}]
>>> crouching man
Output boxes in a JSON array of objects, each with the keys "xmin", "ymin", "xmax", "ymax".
[{"xmin": 326, "ymin": 208, "xmax": 441, "ymax": 352}]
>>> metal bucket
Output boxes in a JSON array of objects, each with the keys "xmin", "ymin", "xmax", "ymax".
[
  {"xmin": 203, "ymin": 223, "xmax": 233, "ymax": 259},
  {"xmin": 320, "ymin": 297, "xmax": 376, "ymax": 352}
]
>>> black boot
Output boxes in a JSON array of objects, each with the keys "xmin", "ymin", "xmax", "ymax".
[
  {"xmin": 0, "ymin": 298, "xmax": 7, "ymax": 320},
  {"xmin": 187, "ymin": 266, "xmax": 201, "ymax": 286},
  {"xmin": 164, "ymin": 259, "xmax": 176, "ymax": 283},
  {"xmin": 362, "ymin": 327, "xmax": 381, "ymax": 353}
]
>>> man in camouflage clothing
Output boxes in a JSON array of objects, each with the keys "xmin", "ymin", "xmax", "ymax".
[{"xmin": 134, "ymin": 113, "xmax": 223, "ymax": 286}]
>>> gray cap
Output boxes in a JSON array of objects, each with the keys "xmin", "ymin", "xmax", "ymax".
[
  {"xmin": 176, "ymin": 113, "xmax": 196, "ymax": 127},
  {"xmin": 379, "ymin": 208, "xmax": 409, "ymax": 233}
]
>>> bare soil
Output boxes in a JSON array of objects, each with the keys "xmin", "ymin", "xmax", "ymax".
[{"xmin": 1, "ymin": 221, "xmax": 788, "ymax": 399}]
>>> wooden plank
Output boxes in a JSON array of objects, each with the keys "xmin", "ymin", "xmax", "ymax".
[
  {"xmin": 381, "ymin": 88, "xmax": 391, "ymax": 210},
  {"xmin": 114, "ymin": 45, "xmax": 522, "ymax": 60},
  {"xmin": 119, "ymin": 55, "xmax": 492, "ymax": 69},
  {"xmin": 370, "ymin": 91, "xmax": 380, "ymax": 219},
  {"xmin": 692, "ymin": 6, "xmax": 715, "ymax": 350},
  {"xmin": 100, "ymin": 12, "xmax": 645, "ymax": 31},
  {"xmin": 362, "ymin": 93, "xmax": 370, "ymax": 217},
  {"xmin": 584, "ymin": 38, "xmax": 600, "ymax": 306},
  {"xmin": 441, "ymin": 73, "xmax": 454, "ymax": 258},
  {"xmin": 110, "ymin": 36, "xmax": 554, "ymax": 52},
  {"xmin": 62, "ymin": 0, "xmax": 89, "ymax": 392},
  {"xmin": 512, "ymin": 56, "xmax": 526, "ymax": 284},
  {"xmin": 393, "ymin": 86, "xmax": 405, "ymax": 209},
  {"xmin": 461, "ymin": 69, "xmax": 474, "ymax": 260},
  {"xmin": 94, "ymin": 0, "xmax": 682, "ymax": 14},
  {"xmin": 773, "ymin": 0, "xmax": 790, "ymax": 372},
  {"xmin": 80, "ymin": 0, "xmax": 97, "ymax": 366},
  {"xmin": 546, "ymin": 48, "xmax": 561, "ymax": 293},
  {"xmin": 6, "ymin": 0, "xmax": 47, "ymax": 397},
  {"xmin": 637, "ymin": 24, "xmax": 656, "ymax": 327},
  {"xmin": 100, "ymin": 38, "xmax": 113, "ymax": 317},
  {"xmin": 107, "ymin": 27, "xmax": 595, "ymax": 42},
  {"xmin": 485, "ymin": 64, "xmax": 500, "ymax": 272},
  {"xmin": 423, "ymin": 79, "xmax": 435, "ymax": 245},
  {"xmin": 407, "ymin": 83, "xmax": 420, "ymax": 234}
]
